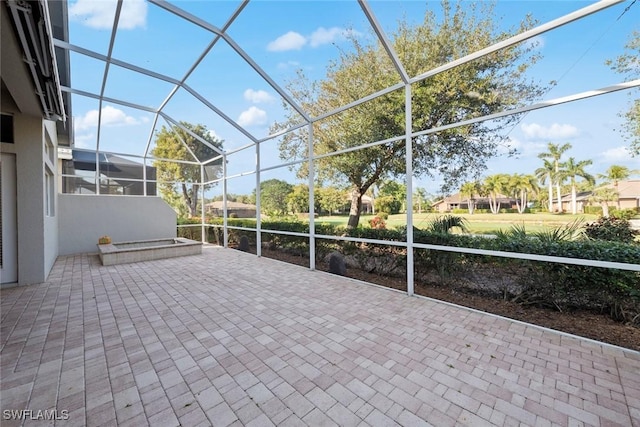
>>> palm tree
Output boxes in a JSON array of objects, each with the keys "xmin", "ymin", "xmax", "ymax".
[
  {"xmin": 589, "ymin": 187, "xmax": 618, "ymax": 217},
  {"xmin": 538, "ymin": 142, "xmax": 571, "ymax": 212},
  {"xmin": 413, "ymin": 188, "xmax": 428, "ymax": 214},
  {"xmin": 508, "ymin": 174, "xmax": 539, "ymax": 214},
  {"xmin": 460, "ymin": 181, "xmax": 481, "ymax": 214},
  {"xmin": 562, "ymin": 157, "xmax": 595, "ymax": 214},
  {"xmin": 535, "ymin": 159, "xmax": 556, "ymax": 213},
  {"xmin": 483, "ymin": 174, "xmax": 509, "ymax": 214},
  {"xmin": 598, "ymin": 165, "xmax": 640, "ymax": 210}
]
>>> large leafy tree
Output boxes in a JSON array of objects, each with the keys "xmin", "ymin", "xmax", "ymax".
[
  {"xmin": 561, "ymin": 157, "xmax": 594, "ymax": 215},
  {"xmin": 152, "ymin": 122, "xmax": 223, "ymax": 217},
  {"xmin": 379, "ymin": 180, "xmax": 407, "ymax": 213},
  {"xmin": 256, "ymin": 179, "xmax": 293, "ymax": 217},
  {"xmin": 316, "ymin": 186, "xmax": 345, "ymax": 216},
  {"xmin": 538, "ymin": 142, "xmax": 571, "ymax": 212},
  {"xmin": 606, "ymin": 30, "xmax": 640, "ymax": 156},
  {"xmin": 287, "ymin": 184, "xmax": 310, "ymax": 214},
  {"xmin": 274, "ymin": 1, "xmax": 545, "ymax": 228}
]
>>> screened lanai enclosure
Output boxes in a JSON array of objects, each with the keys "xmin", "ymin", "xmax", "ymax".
[{"xmin": 48, "ymin": 0, "xmax": 638, "ymax": 297}]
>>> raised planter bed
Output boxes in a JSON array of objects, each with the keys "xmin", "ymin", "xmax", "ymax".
[{"xmin": 97, "ymin": 238, "xmax": 202, "ymax": 266}]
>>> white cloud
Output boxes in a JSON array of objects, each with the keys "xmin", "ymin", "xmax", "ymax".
[
  {"xmin": 268, "ymin": 27, "xmax": 362, "ymax": 52},
  {"xmin": 69, "ymin": 0, "xmax": 147, "ymax": 30},
  {"xmin": 277, "ymin": 61, "xmax": 301, "ymax": 70},
  {"xmin": 207, "ymin": 129, "xmax": 221, "ymax": 141},
  {"xmin": 267, "ymin": 31, "xmax": 307, "ymax": 52},
  {"xmin": 521, "ymin": 122, "xmax": 579, "ymax": 140},
  {"xmin": 73, "ymin": 133, "xmax": 95, "ymax": 149},
  {"xmin": 309, "ymin": 27, "xmax": 361, "ymax": 47},
  {"xmin": 501, "ymin": 137, "xmax": 546, "ymax": 158},
  {"xmin": 237, "ymin": 106, "xmax": 268, "ymax": 127},
  {"xmin": 601, "ymin": 146, "xmax": 631, "ymax": 162},
  {"xmin": 243, "ymin": 89, "xmax": 274, "ymax": 104},
  {"xmin": 74, "ymin": 106, "xmax": 140, "ymax": 131}
]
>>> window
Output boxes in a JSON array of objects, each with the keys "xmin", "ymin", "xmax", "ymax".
[
  {"xmin": 45, "ymin": 166, "xmax": 55, "ymax": 216},
  {"xmin": 1, "ymin": 114, "xmax": 13, "ymax": 143}
]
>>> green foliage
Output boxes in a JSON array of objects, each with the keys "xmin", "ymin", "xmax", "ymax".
[
  {"xmin": 287, "ymin": 184, "xmax": 310, "ymax": 214},
  {"xmin": 532, "ymin": 219, "xmax": 584, "ymax": 244},
  {"xmin": 483, "ymin": 174, "xmax": 510, "ymax": 214},
  {"xmin": 584, "ymin": 206, "xmax": 603, "ymax": 215},
  {"xmin": 274, "ymin": 1, "xmax": 546, "ymax": 228},
  {"xmin": 585, "ymin": 217, "xmax": 638, "ymax": 243},
  {"xmin": 611, "ymin": 208, "xmax": 639, "ymax": 220},
  {"xmin": 316, "ymin": 186, "xmax": 344, "ymax": 215},
  {"xmin": 152, "ymin": 122, "xmax": 223, "ymax": 217},
  {"xmin": 426, "ymin": 215, "xmax": 469, "ymax": 234},
  {"xmin": 607, "ymin": 30, "xmax": 640, "ymax": 155},
  {"xmin": 374, "ymin": 195, "xmax": 401, "ymax": 215},
  {"xmin": 258, "ymin": 179, "xmax": 293, "ymax": 216},
  {"xmin": 379, "ymin": 180, "xmax": 407, "ymax": 212},
  {"xmin": 376, "ymin": 211, "xmax": 389, "ymax": 220}
]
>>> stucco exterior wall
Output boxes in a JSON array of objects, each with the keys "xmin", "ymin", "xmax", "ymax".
[
  {"xmin": 58, "ymin": 195, "xmax": 177, "ymax": 255},
  {"xmin": 1, "ymin": 114, "xmax": 56, "ymax": 285}
]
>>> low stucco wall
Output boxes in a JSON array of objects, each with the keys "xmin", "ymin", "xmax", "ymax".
[{"xmin": 58, "ymin": 195, "xmax": 177, "ymax": 255}]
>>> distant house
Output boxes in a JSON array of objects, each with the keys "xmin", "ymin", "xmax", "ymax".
[
  {"xmin": 561, "ymin": 180, "xmax": 640, "ymax": 213},
  {"xmin": 559, "ymin": 191, "xmax": 593, "ymax": 213},
  {"xmin": 205, "ymin": 201, "xmax": 257, "ymax": 218},
  {"xmin": 342, "ymin": 192, "xmax": 374, "ymax": 214},
  {"xmin": 432, "ymin": 192, "xmax": 517, "ymax": 213}
]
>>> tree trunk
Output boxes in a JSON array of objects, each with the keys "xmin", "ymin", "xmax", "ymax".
[
  {"xmin": 615, "ymin": 182, "xmax": 621, "ymax": 210},
  {"xmin": 489, "ymin": 195, "xmax": 500, "ymax": 214},
  {"xmin": 467, "ymin": 198, "xmax": 474, "ymax": 215},
  {"xmin": 347, "ymin": 190, "xmax": 363, "ymax": 229},
  {"xmin": 518, "ymin": 191, "xmax": 526, "ymax": 214},
  {"xmin": 555, "ymin": 182, "xmax": 562, "ymax": 213},
  {"xmin": 182, "ymin": 183, "xmax": 199, "ymax": 217},
  {"xmin": 571, "ymin": 185, "xmax": 577, "ymax": 215},
  {"xmin": 601, "ymin": 201, "xmax": 610, "ymax": 218},
  {"xmin": 547, "ymin": 179, "xmax": 553, "ymax": 212}
]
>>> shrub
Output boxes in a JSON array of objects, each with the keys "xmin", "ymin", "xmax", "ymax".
[
  {"xmin": 585, "ymin": 217, "xmax": 638, "ymax": 243},
  {"xmin": 229, "ymin": 212, "xmax": 238, "ymax": 218},
  {"xmin": 584, "ymin": 205, "xmax": 603, "ymax": 215},
  {"xmin": 374, "ymin": 196, "xmax": 401, "ymax": 215},
  {"xmin": 377, "ymin": 211, "xmax": 389, "ymax": 220},
  {"xmin": 611, "ymin": 208, "xmax": 639, "ymax": 220},
  {"xmin": 368, "ymin": 216, "xmax": 387, "ymax": 229}
]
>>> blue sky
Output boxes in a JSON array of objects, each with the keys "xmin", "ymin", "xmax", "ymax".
[{"xmin": 66, "ymin": 0, "xmax": 639, "ymax": 197}]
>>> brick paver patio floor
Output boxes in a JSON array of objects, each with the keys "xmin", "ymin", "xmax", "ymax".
[{"xmin": 1, "ymin": 246, "xmax": 639, "ymax": 426}]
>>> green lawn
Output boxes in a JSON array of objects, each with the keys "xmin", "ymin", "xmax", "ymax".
[{"xmin": 315, "ymin": 212, "xmax": 598, "ymax": 234}]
